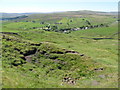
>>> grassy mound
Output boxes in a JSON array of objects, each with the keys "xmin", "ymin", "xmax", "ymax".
[{"xmin": 2, "ymin": 34, "xmax": 103, "ymax": 88}]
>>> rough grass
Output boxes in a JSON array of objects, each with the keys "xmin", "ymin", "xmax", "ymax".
[
  {"xmin": 2, "ymin": 34, "xmax": 103, "ymax": 88},
  {"xmin": 1, "ymin": 14, "xmax": 118, "ymax": 88}
]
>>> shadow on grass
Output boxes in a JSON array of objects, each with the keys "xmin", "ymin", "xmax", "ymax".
[{"xmin": 80, "ymin": 37, "xmax": 114, "ymax": 40}]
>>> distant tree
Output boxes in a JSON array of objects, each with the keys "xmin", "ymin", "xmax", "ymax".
[
  {"xmin": 32, "ymin": 27, "xmax": 36, "ymax": 29},
  {"xmin": 86, "ymin": 20, "xmax": 91, "ymax": 25},
  {"xmin": 67, "ymin": 23, "xmax": 69, "ymax": 26},
  {"xmin": 100, "ymin": 24, "xmax": 104, "ymax": 27},
  {"xmin": 41, "ymin": 22, "xmax": 45, "ymax": 24},
  {"xmin": 32, "ymin": 21, "xmax": 36, "ymax": 23},
  {"xmin": 90, "ymin": 25, "xmax": 93, "ymax": 28},
  {"xmin": 70, "ymin": 20, "xmax": 73, "ymax": 22},
  {"xmin": 45, "ymin": 25, "xmax": 51, "ymax": 30},
  {"xmin": 51, "ymin": 26, "xmax": 58, "ymax": 31}
]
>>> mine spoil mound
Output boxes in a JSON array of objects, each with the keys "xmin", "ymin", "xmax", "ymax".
[{"xmin": 2, "ymin": 34, "xmax": 103, "ymax": 84}]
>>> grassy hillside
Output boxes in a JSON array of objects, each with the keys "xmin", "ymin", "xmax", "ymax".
[
  {"xmin": 1, "ymin": 11, "xmax": 118, "ymax": 88},
  {"xmin": 2, "ymin": 15, "xmax": 117, "ymax": 33}
]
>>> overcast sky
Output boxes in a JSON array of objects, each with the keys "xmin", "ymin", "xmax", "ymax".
[{"xmin": 0, "ymin": 0, "xmax": 119, "ymax": 13}]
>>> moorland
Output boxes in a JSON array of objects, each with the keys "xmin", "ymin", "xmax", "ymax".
[{"xmin": 0, "ymin": 10, "xmax": 119, "ymax": 88}]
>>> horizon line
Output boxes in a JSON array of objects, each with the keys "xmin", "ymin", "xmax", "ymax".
[{"xmin": 0, "ymin": 10, "xmax": 118, "ymax": 13}]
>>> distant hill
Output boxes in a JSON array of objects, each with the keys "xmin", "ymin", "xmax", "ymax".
[
  {"xmin": 1, "ymin": 15, "xmax": 29, "ymax": 20},
  {"xmin": 0, "ymin": 13, "xmax": 36, "ymax": 18},
  {"xmin": 0, "ymin": 10, "xmax": 117, "ymax": 21},
  {"xmin": 60, "ymin": 10, "xmax": 118, "ymax": 15},
  {"xmin": 0, "ymin": 13, "xmax": 41, "ymax": 20}
]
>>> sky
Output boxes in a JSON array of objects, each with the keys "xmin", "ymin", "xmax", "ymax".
[{"xmin": 0, "ymin": 0, "xmax": 119, "ymax": 13}]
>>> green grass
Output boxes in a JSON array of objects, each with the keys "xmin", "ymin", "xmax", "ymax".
[
  {"xmin": 2, "ymin": 34, "xmax": 101, "ymax": 88},
  {"xmin": 2, "ymin": 13, "xmax": 117, "ymax": 32},
  {"xmin": 1, "ymin": 13, "xmax": 118, "ymax": 88}
]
